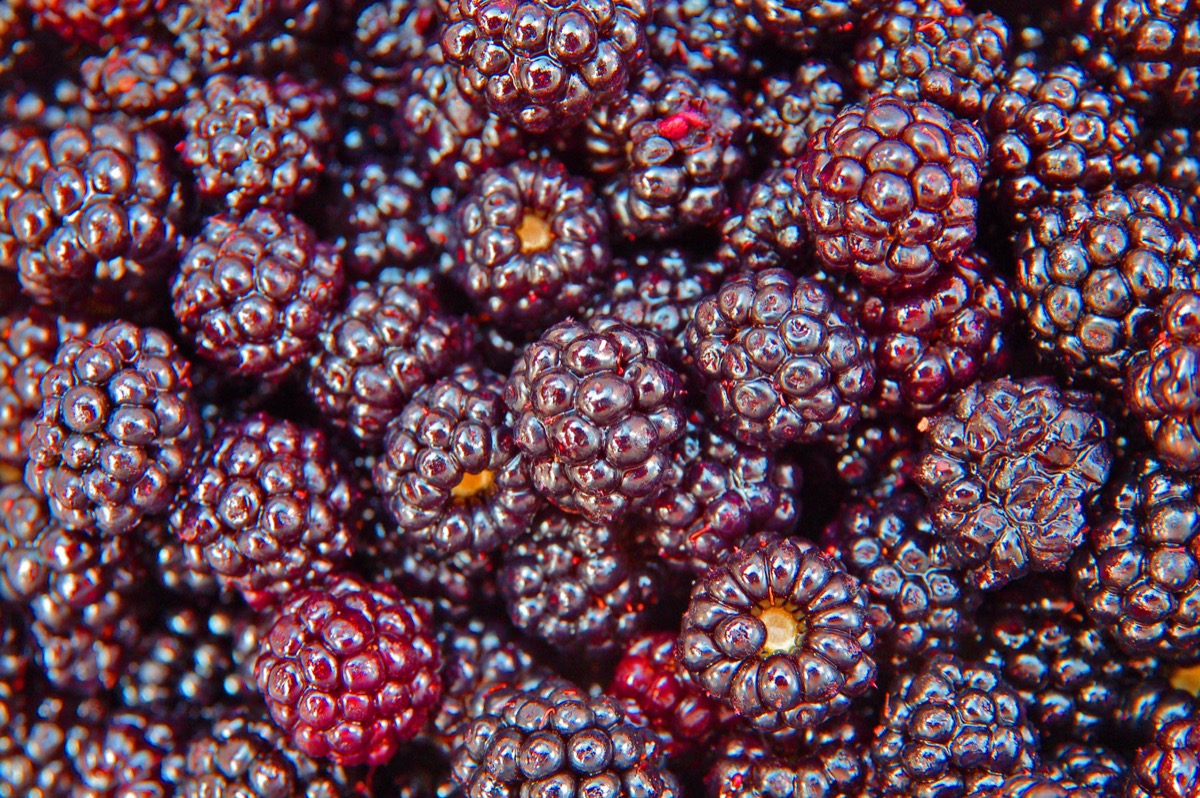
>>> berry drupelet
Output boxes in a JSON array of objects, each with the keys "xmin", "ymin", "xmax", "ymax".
[
  {"xmin": 914, "ymin": 376, "xmax": 1112, "ymax": 590},
  {"xmin": 24, "ymin": 320, "xmax": 201, "ymax": 537},
  {"xmin": 718, "ymin": 165, "xmax": 807, "ymax": 274},
  {"xmin": 797, "ymin": 93, "xmax": 987, "ymax": 293},
  {"xmin": 172, "ymin": 208, "xmax": 345, "ymax": 383},
  {"xmin": 731, "ymin": 0, "xmax": 872, "ymax": 53},
  {"xmin": 452, "ymin": 158, "xmax": 611, "ymax": 332},
  {"xmin": 504, "ymin": 316, "xmax": 687, "ymax": 523},
  {"xmin": 1126, "ymin": 290, "xmax": 1200, "ymax": 471},
  {"xmin": 1128, "ymin": 717, "xmax": 1200, "ymax": 798},
  {"xmin": 872, "ymin": 654, "xmax": 1041, "ymax": 797},
  {"xmin": 79, "ymin": 36, "xmax": 196, "ymax": 130},
  {"xmin": 373, "ymin": 365, "xmax": 542, "ymax": 555},
  {"xmin": 1147, "ymin": 125, "xmax": 1200, "ymax": 216},
  {"xmin": 685, "ymin": 268, "xmax": 875, "ymax": 450},
  {"xmin": 1070, "ymin": 454, "xmax": 1200, "ymax": 663},
  {"xmin": 29, "ymin": 0, "xmax": 158, "ymax": 46},
  {"xmin": 164, "ymin": 0, "xmax": 331, "ymax": 75},
  {"xmin": 439, "ymin": 0, "xmax": 652, "ymax": 134},
  {"xmin": 1037, "ymin": 743, "xmax": 1128, "ymax": 798},
  {"xmin": 677, "ymin": 533, "xmax": 876, "ymax": 734},
  {"xmin": 351, "ymin": 0, "xmax": 441, "ymax": 82},
  {"xmin": 646, "ymin": 0, "xmax": 751, "ymax": 79},
  {"xmin": 253, "ymin": 572, "xmax": 442, "ymax": 767},
  {"xmin": 749, "ymin": 60, "xmax": 848, "ymax": 166},
  {"xmin": 169, "ymin": 413, "xmax": 359, "ymax": 610}
]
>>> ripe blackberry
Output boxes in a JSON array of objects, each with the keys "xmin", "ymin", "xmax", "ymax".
[
  {"xmin": 33, "ymin": 613, "xmax": 143, "ymax": 694},
  {"xmin": 684, "ymin": 268, "xmax": 875, "ymax": 450},
  {"xmin": 351, "ymin": 0, "xmax": 441, "ymax": 82},
  {"xmin": 749, "ymin": 61, "xmax": 848, "ymax": 166},
  {"xmin": 1070, "ymin": 455, "xmax": 1200, "ymax": 662},
  {"xmin": 644, "ymin": 413, "xmax": 801, "ymax": 576},
  {"xmin": 822, "ymin": 486, "xmax": 980, "ymax": 670},
  {"xmin": 914, "ymin": 377, "xmax": 1112, "ymax": 590},
  {"xmin": 862, "ymin": 248, "xmax": 1014, "ymax": 417},
  {"xmin": 79, "ymin": 37, "xmax": 196, "ymax": 129},
  {"xmin": 1126, "ymin": 290, "xmax": 1200, "ymax": 471},
  {"xmin": 852, "ymin": 0, "xmax": 1011, "ymax": 121},
  {"xmin": 179, "ymin": 710, "xmax": 355, "ymax": 798},
  {"xmin": 731, "ymin": 0, "xmax": 872, "ymax": 53},
  {"xmin": 1146, "ymin": 125, "xmax": 1200, "ymax": 216},
  {"xmin": 452, "ymin": 158, "xmax": 610, "ymax": 331},
  {"xmin": 610, "ymin": 632, "xmax": 723, "ymax": 756},
  {"xmin": 30, "ymin": 0, "xmax": 157, "ymax": 46},
  {"xmin": 440, "ymin": 0, "xmax": 652, "ymax": 134},
  {"xmin": 0, "ymin": 123, "xmax": 183, "ymax": 311},
  {"xmin": 823, "ymin": 416, "xmax": 921, "ymax": 498},
  {"xmin": 717, "ymin": 165, "xmax": 807, "ymax": 274},
  {"xmin": 505, "ymin": 316, "xmax": 686, "ymax": 523},
  {"xmin": 797, "ymin": 93, "xmax": 987, "ymax": 292},
  {"xmin": 1013, "ymin": 184, "xmax": 1200, "ymax": 389},
  {"xmin": 982, "ymin": 64, "xmax": 1147, "ymax": 221},
  {"xmin": 164, "ymin": 0, "xmax": 331, "ymax": 75},
  {"xmin": 678, "ymin": 533, "xmax": 876, "ymax": 734},
  {"xmin": 394, "ymin": 48, "xmax": 527, "ymax": 186},
  {"xmin": 374, "ymin": 365, "xmax": 542, "ymax": 555},
  {"xmin": 706, "ymin": 720, "xmax": 873, "ymax": 798},
  {"xmin": 1037, "ymin": 744, "xmax": 1128, "ymax": 798},
  {"xmin": 307, "ymin": 275, "xmax": 470, "ymax": 445},
  {"xmin": 169, "ymin": 413, "xmax": 359, "ymax": 610},
  {"xmin": 172, "ymin": 208, "xmax": 345, "ymax": 382},
  {"xmin": 24, "ymin": 320, "xmax": 200, "ymax": 536},
  {"xmin": 499, "ymin": 511, "xmax": 659, "ymax": 658},
  {"xmin": 1129, "ymin": 718, "xmax": 1200, "ymax": 798},
  {"xmin": 584, "ymin": 64, "xmax": 748, "ymax": 240},
  {"xmin": 872, "ymin": 654, "xmax": 1041, "ymax": 797},
  {"xmin": 70, "ymin": 709, "xmax": 183, "ymax": 796},
  {"xmin": 1116, "ymin": 680, "xmax": 1199, "ymax": 747},
  {"xmin": 254, "ymin": 572, "xmax": 442, "ymax": 766},
  {"xmin": 449, "ymin": 677, "xmax": 680, "ymax": 798},
  {"xmin": 647, "ymin": 0, "xmax": 749, "ymax": 79},
  {"xmin": 179, "ymin": 73, "xmax": 334, "ymax": 213}
]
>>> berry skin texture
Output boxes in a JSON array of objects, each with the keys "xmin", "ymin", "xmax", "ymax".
[
  {"xmin": 718, "ymin": 165, "xmax": 807, "ymax": 274},
  {"xmin": 731, "ymin": 0, "xmax": 873, "ymax": 53},
  {"xmin": 871, "ymin": 654, "xmax": 1041, "ymax": 798},
  {"xmin": 24, "ymin": 320, "xmax": 201, "ymax": 537},
  {"xmin": 749, "ymin": 61, "xmax": 848, "ymax": 166},
  {"xmin": 373, "ymin": 365, "xmax": 542, "ymax": 555},
  {"xmin": 172, "ymin": 209, "xmax": 344, "ymax": 382},
  {"xmin": 452, "ymin": 159, "xmax": 611, "ymax": 331},
  {"xmin": 79, "ymin": 36, "xmax": 196, "ymax": 128},
  {"xmin": 1037, "ymin": 743, "xmax": 1128, "ymax": 798},
  {"xmin": 685, "ymin": 268, "xmax": 875, "ymax": 450},
  {"xmin": 440, "ymin": 0, "xmax": 652, "ymax": 134},
  {"xmin": 915, "ymin": 377, "xmax": 1113, "ymax": 590},
  {"xmin": 30, "ymin": 0, "xmax": 160, "ymax": 46},
  {"xmin": 1070, "ymin": 455, "xmax": 1200, "ymax": 663},
  {"xmin": 253, "ymin": 573, "xmax": 442, "ymax": 767},
  {"xmin": 677, "ymin": 533, "xmax": 877, "ymax": 734},
  {"xmin": 1126, "ymin": 290, "xmax": 1200, "ymax": 471},
  {"xmin": 705, "ymin": 721, "xmax": 873, "ymax": 798},
  {"xmin": 797, "ymin": 93, "xmax": 987, "ymax": 293},
  {"xmin": 504, "ymin": 316, "xmax": 687, "ymax": 524},
  {"xmin": 1129, "ymin": 718, "xmax": 1200, "ymax": 798},
  {"xmin": 169, "ymin": 413, "xmax": 359, "ymax": 610}
]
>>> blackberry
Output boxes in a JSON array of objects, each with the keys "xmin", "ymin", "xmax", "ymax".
[
  {"xmin": 677, "ymin": 533, "xmax": 876, "ymax": 734},
  {"xmin": 1146, "ymin": 125, "xmax": 1200, "ymax": 216},
  {"xmin": 0, "ymin": 2, "xmax": 32, "ymax": 78},
  {"xmin": 373, "ymin": 365, "xmax": 541, "ymax": 555},
  {"xmin": 369, "ymin": 523, "xmax": 501, "ymax": 622},
  {"xmin": 973, "ymin": 775, "xmax": 1097, "ymax": 797},
  {"xmin": 824, "ymin": 416, "xmax": 921, "ymax": 497},
  {"xmin": 1070, "ymin": 454, "xmax": 1200, "ymax": 662},
  {"xmin": 982, "ymin": 64, "xmax": 1147, "ymax": 221},
  {"xmin": 351, "ymin": 0, "xmax": 441, "ymax": 82},
  {"xmin": 172, "ymin": 208, "xmax": 345, "ymax": 382},
  {"xmin": 914, "ymin": 376, "xmax": 1112, "ymax": 590},
  {"xmin": 643, "ymin": 413, "xmax": 801, "ymax": 576},
  {"xmin": 1013, "ymin": 184, "xmax": 1200, "ymax": 389},
  {"xmin": 449, "ymin": 677, "xmax": 680, "ymax": 798},
  {"xmin": 24, "ymin": 320, "xmax": 200, "ymax": 536},
  {"xmin": 731, "ymin": 0, "xmax": 872, "ymax": 53},
  {"xmin": 1037, "ymin": 744, "xmax": 1128, "ymax": 798},
  {"xmin": 440, "ymin": 0, "xmax": 652, "ymax": 133},
  {"xmin": 306, "ymin": 275, "xmax": 470, "ymax": 445},
  {"xmin": 394, "ymin": 48, "xmax": 527, "ymax": 186},
  {"xmin": 872, "ymin": 654, "xmax": 1041, "ymax": 797},
  {"xmin": 705, "ymin": 720, "xmax": 873, "ymax": 798},
  {"xmin": 79, "ymin": 37, "xmax": 196, "ymax": 130},
  {"xmin": 1129, "ymin": 718, "xmax": 1200, "ymax": 798},
  {"xmin": 1116, "ymin": 679, "xmax": 1199, "ymax": 747},
  {"xmin": 169, "ymin": 413, "xmax": 359, "ymax": 610},
  {"xmin": 610, "ymin": 632, "xmax": 724, "ymax": 756},
  {"xmin": 504, "ymin": 316, "xmax": 686, "ymax": 523},
  {"xmin": 796, "ymin": 93, "xmax": 987, "ymax": 292},
  {"xmin": 452, "ymin": 158, "xmax": 610, "ymax": 331},
  {"xmin": 179, "ymin": 73, "xmax": 334, "ymax": 213},
  {"xmin": 852, "ymin": 0, "xmax": 1011, "ymax": 121},
  {"xmin": 0, "ymin": 693, "xmax": 90, "ymax": 797},
  {"xmin": 69, "ymin": 709, "xmax": 183, "ymax": 796},
  {"xmin": 253, "ymin": 572, "xmax": 442, "ymax": 766},
  {"xmin": 821, "ymin": 486, "xmax": 980, "ymax": 670},
  {"xmin": 862, "ymin": 248, "xmax": 1014, "ymax": 417},
  {"xmin": 583, "ymin": 64, "xmax": 749, "ymax": 240},
  {"xmin": 748, "ymin": 61, "xmax": 848, "ymax": 166},
  {"xmin": 717, "ymin": 165, "xmax": 807, "ymax": 274},
  {"xmin": 647, "ymin": 0, "xmax": 750, "ymax": 78},
  {"xmin": 164, "ymin": 0, "xmax": 331, "ymax": 75},
  {"xmin": 0, "ymin": 123, "xmax": 183, "ymax": 311},
  {"xmin": 30, "ymin": 0, "xmax": 156, "ymax": 46},
  {"xmin": 1126, "ymin": 290, "xmax": 1200, "ymax": 471},
  {"xmin": 498, "ymin": 510, "xmax": 659, "ymax": 658},
  {"xmin": 684, "ymin": 268, "xmax": 875, "ymax": 450},
  {"xmin": 32, "ymin": 613, "xmax": 142, "ymax": 693}
]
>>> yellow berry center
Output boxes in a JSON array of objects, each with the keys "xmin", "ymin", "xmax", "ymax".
[
  {"xmin": 451, "ymin": 469, "xmax": 496, "ymax": 501},
  {"xmin": 517, "ymin": 212, "xmax": 553, "ymax": 253},
  {"xmin": 1171, "ymin": 663, "xmax": 1200, "ymax": 696},
  {"xmin": 756, "ymin": 604, "xmax": 803, "ymax": 655}
]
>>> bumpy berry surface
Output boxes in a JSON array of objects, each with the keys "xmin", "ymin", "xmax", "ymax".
[
  {"xmin": 1147, "ymin": 125, "xmax": 1200, "ymax": 216},
  {"xmin": 706, "ymin": 720, "xmax": 873, "ymax": 798},
  {"xmin": 647, "ymin": 0, "xmax": 750, "ymax": 78},
  {"xmin": 253, "ymin": 573, "xmax": 442, "ymax": 767},
  {"xmin": 79, "ymin": 36, "xmax": 195, "ymax": 128},
  {"xmin": 915, "ymin": 377, "xmax": 1112, "ymax": 590},
  {"xmin": 678, "ymin": 533, "xmax": 876, "ymax": 733},
  {"xmin": 30, "ymin": 0, "xmax": 158, "ymax": 46},
  {"xmin": 750, "ymin": 61, "xmax": 848, "ymax": 166},
  {"xmin": 1129, "ymin": 718, "xmax": 1200, "ymax": 798},
  {"xmin": 731, "ymin": 0, "xmax": 873, "ymax": 52},
  {"xmin": 1037, "ymin": 743, "xmax": 1128, "ymax": 798},
  {"xmin": 351, "ymin": 0, "xmax": 440, "ymax": 81},
  {"xmin": 0, "ymin": 3, "xmax": 31, "ymax": 78},
  {"xmin": 718, "ymin": 165, "xmax": 807, "ymax": 274},
  {"xmin": 164, "ymin": 0, "xmax": 331, "ymax": 75}
]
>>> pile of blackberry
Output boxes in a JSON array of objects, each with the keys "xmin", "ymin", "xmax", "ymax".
[{"xmin": 4, "ymin": 1, "xmax": 1200, "ymax": 795}]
